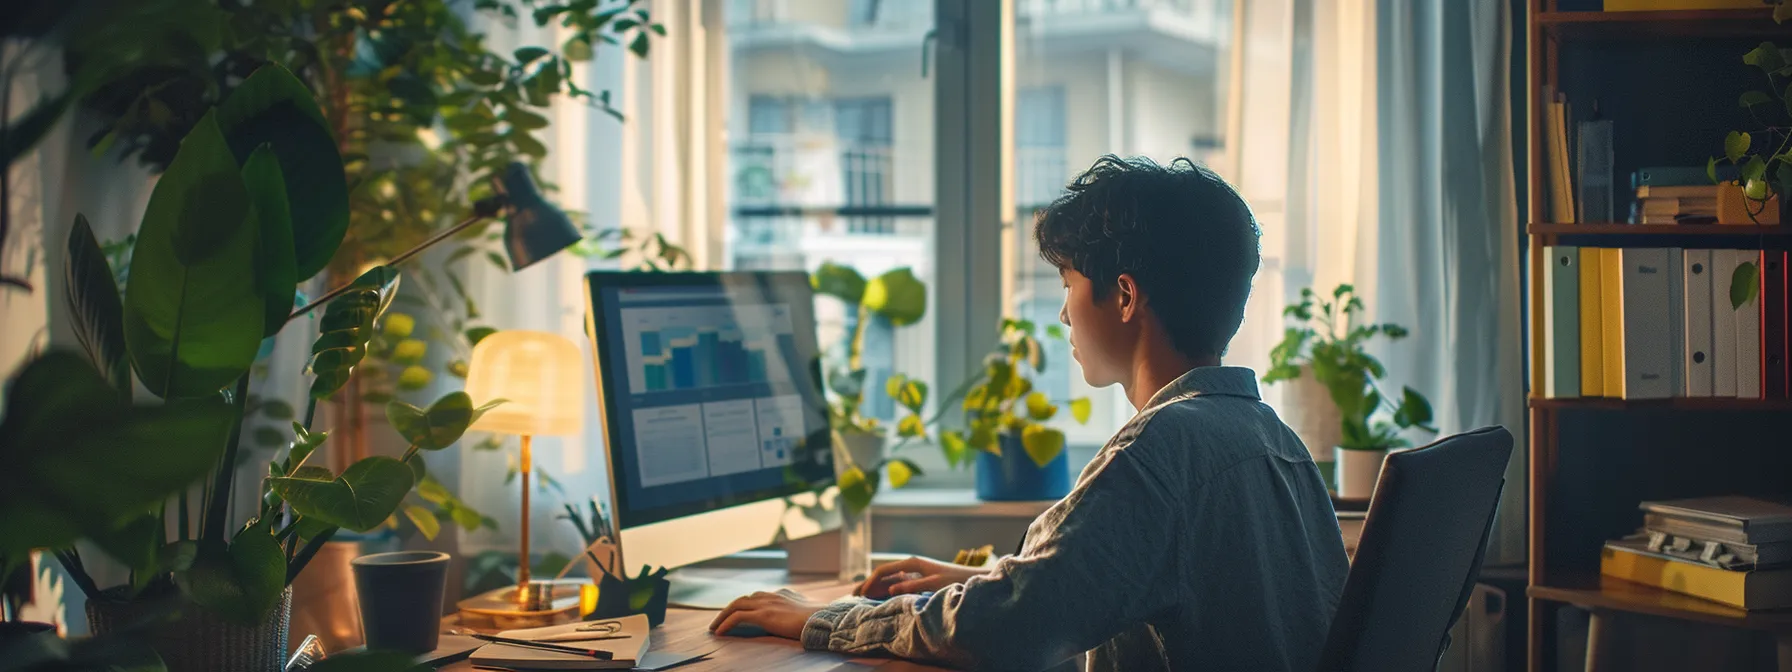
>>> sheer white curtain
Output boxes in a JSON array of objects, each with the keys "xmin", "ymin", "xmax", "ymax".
[
  {"xmin": 1220, "ymin": 0, "xmax": 1378, "ymax": 410},
  {"xmin": 1227, "ymin": 0, "xmax": 1524, "ymax": 562},
  {"xmin": 1367, "ymin": 0, "xmax": 1524, "ymax": 563},
  {"xmin": 457, "ymin": 0, "xmax": 727, "ymax": 562}
]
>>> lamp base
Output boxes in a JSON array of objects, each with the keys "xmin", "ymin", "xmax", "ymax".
[{"xmin": 455, "ymin": 580, "xmax": 582, "ymax": 630}]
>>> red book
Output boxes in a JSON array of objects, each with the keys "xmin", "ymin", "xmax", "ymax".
[{"xmin": 1765, "ymin": 251, "xmax": 1789, "ymax": 399}]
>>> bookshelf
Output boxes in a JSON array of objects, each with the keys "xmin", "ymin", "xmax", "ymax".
[{"xmin": 1525, "ymin": 3, "xmax": 1792, "ymax": 670}]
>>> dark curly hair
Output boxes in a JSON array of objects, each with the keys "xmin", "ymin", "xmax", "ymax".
[{"xmin": 1034, "ymin": 155, "xmax": 1261, "ymax": 358}]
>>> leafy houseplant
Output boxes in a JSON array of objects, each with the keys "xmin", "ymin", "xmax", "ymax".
[
  {"xmin": 20, "ymin": 0, "xmax": 678, "ymax": 539},
  {"xmin": 1710, "ymin": 28, "xmax": 1792, "ymax": 312},
  {"xmin": 894, "ymin": 319, "xmax": 1091, "ymax": 501},
  {"xmin": 2, "ymin": 64, "xmax": 497, "ymax": 670},
  {"xmin": 1264, "ymin": 285, "xmax": 1436, "ymax": 498},
  {"xmin": 808, "ymin": 262, "xmax": 930, "ymax": 514}
]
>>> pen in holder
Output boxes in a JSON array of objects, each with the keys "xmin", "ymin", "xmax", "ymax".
[
  {"xmin": 588, "ymin": 565, "xmax": 670, "ymax": 627},
  {"xmin": 574, "ymin": 539, "xmax": 670, "ymax": 626}
]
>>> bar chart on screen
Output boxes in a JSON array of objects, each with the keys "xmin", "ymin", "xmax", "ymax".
[{"xmin": 619, "ymin": 304, "xmax": 798, "ymax": 394}]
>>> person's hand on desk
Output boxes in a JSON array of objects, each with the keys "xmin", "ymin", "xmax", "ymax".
[
  {"xmin": 856, "ymin": 556, "xmax": 985, "ymax": 599},
  {"xmin": 709, "ymin": 589, "xmax": 825, "ymax": 640}
]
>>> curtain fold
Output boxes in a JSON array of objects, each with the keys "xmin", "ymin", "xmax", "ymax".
[{"xmin": 1370, "ymin": 0, "xmax": 1525, "ymax": 564}]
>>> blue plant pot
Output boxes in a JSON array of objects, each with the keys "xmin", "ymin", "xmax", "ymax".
[{"xmin": 975, "ymin": 433, "xmax": 1071, "ymax": 501}]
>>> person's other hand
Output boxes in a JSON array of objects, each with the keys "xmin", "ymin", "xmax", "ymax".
[
  {"xmin": 855, "ymin": 556, "xmax": 986, "ymax": 599},
  {"xmin": 709, "ymin": 589, "xmax": 824, "ymax": 640}
]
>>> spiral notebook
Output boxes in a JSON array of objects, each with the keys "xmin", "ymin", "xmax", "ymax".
[{"xmin": 468, "ymin": 614, "xmax": 651, "ymax": 670}]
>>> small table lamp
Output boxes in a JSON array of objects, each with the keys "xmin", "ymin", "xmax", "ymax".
[{"xmin": 462, "ymin": 330, "xmax": 585, "ymax": 615}]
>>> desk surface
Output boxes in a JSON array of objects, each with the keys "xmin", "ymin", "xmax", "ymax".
[{"xmin": 437, "ymin": 568, "xmax": 951, "ymax": 671}]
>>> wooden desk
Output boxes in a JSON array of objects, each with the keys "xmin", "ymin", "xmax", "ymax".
[{"xmin": 437, "ymin": 569, "xmax": 952, "ymax": 671}]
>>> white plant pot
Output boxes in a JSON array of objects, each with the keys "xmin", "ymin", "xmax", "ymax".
[
  {"xmin": 1334, "ymin": 447, "xmax": 1389, "ymax": 500},
  {"xmin": 1280, "ymin": 376, "xmax": 1343, "ymax": 466}
]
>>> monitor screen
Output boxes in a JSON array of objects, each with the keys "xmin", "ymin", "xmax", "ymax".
[{"xmin": 585, "ymin": 271, "xmax": 834, "ymax": 531}]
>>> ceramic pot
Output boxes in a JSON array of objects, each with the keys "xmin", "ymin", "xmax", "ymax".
[
  {"xmin": 1334, "ymin": 447, "xmax": 1389, "ymax": 500},
  {"xmin": 1280, "ymin": 376, "xmax": 1342, "ymax": 487},
  {"xmin": 976, "ymin": 433, "xmax": 1072, "ymax": 501}
]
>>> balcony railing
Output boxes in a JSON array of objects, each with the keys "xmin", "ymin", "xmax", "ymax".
[{"xmin": 729, "ymin": 0, "xmax": 1222, "ymax": 30}]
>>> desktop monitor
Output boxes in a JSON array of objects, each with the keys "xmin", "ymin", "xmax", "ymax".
[{"xmin": 584, "ymin": 271, "xmax": 842, "ymax": 575}]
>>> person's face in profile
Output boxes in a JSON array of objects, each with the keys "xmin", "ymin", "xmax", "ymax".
[{"xmin": 1059, "ymin": 268, "xmax": 1135, "ymax": 389}]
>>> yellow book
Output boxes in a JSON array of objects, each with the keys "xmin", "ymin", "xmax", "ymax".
[
  {"xmin": 1602, "ymin": 542, "xmax": 1792, "ymax": 611},
  {"xmin": 1580, "ymin": 248, "xmax": 1604, "ymax": 397},
  {"xmin": 1600, "ymin": 248, "xmax": 1625, "ymax": 396},
  {"xmin": 1604, "ymin": 0, "xmax": 1762, "ymax": 10}
]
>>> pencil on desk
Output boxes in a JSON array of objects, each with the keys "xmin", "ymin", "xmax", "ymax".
[{"xmin": 471, "ymin": 633, "xmax": 615, "ymax": 659}]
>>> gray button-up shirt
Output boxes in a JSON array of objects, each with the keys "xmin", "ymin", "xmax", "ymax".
[{"xmin": 801, "ymin": 367, "xmax": 1349, "ymax": 671}]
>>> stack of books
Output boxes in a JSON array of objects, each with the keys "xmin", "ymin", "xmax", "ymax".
[
  {"xmin": 1602, "ymin": 496, "xmax": 1792, "ymax": 611},
  {"xmin": 1633, "ymin": 184, "xmax": 1718, "ymax": 224},
  {"xmin": 1538, "ymin": 247, "xmax": 1790, "ymax": 400}
]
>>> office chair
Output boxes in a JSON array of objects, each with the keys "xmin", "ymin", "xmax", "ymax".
[{"xmin": 1315, "ymin": 426, "xmax": 1514, "ymax": 672}]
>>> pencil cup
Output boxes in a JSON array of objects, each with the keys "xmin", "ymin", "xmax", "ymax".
[{"xmin": 352, "ymin": 551, "xmax": 450, "ymax": 652}]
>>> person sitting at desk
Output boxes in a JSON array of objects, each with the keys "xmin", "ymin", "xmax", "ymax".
[{"xmin": 710, "ymin": 155, "xmax": 1349, "ymax": 672}]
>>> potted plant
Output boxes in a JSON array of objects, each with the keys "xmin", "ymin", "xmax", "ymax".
[
  {"xmin": 1263, "ymin": 285, "xmax": 1436, "ymax": 499},
  {"xmin": 0, "ymin": 64, "xmax": 503, "ymax": 671},
  {"xmin": 808, "ymin": 262, "xmax": 931, "ymax": 510},
  {"xmin": 890, "ymin": 319, "xmax": 1092, "ymax": 502}
]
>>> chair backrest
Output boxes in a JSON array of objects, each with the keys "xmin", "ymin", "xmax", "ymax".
[{"xmin": 1315, "ymin": 426, "xmax": 1514, "ymax": 672}]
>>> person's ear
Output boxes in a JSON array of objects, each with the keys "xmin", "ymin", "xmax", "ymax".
[{"xmin": 1115, "ymin": 273, "xmax": 1143, "ymax": 322}]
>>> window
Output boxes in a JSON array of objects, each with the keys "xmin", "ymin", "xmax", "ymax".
[
  {"xmin": 725, "ymin": 2, "xmax": 936, "ymax": 428},
  {"xmin": 1009, "ymin": 0, "xmax": 1240, "ymax": 447}
]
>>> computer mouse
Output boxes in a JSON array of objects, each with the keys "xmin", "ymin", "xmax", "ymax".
[{"xmin": 719, "ymin": 622, "xmax": 769, "ymax": 638}]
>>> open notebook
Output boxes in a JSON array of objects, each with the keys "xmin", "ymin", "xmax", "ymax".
[{"xmin": 468, "ymin": 614, "xmax": 651, "ymax": 670}]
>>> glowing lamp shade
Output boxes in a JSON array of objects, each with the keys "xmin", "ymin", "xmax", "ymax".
[{"xmin": 464, "ymin": 331, "xmax": 584, "ymax": 437}]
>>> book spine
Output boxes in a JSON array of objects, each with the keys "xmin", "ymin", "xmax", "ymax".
[
  {"xmin": 1602, "ymin": 248, "xmax": 1626, "ymax": 396},
  {"xmin": 1738, "ymin": 251, "xmax": 1764, "ymax": 399},
  {"xmin": 1546, "ymin": 247, "xmax": 1581, "ymax": 398},
  {"xmin": 1713, "ymin": 249, "xmax": 1740, "ymax": 397},
  {"xmin": 1621, "ymin": 248, "xmax": 1674, "ymax": 399},
  {"xmin": 1581, "ymin": 248, "xmax": 1606, "ymax": 397},
  {"xmin": 1549, "ymin": 97, "xmax": 1576, "ymax": 223},
  {"xmin": 1601, "ymin": 546, "xmax": 1760, "ymax": 611},
  {"xmin": 1766, "ymin": 251, "xmax": 1788, "ymax": 398},
  {"xmin": 1685, "ymin": 249, "xmax": 1715, "ymax": 397},
  {"xmin": 1577, "ymin": 120, "xmax": 1614, "ymax": 223}
]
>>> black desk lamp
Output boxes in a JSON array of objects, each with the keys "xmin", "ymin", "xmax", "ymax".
[{"xmin": 290, "ymin": 162, "xmax": 580, "ymax": 320}]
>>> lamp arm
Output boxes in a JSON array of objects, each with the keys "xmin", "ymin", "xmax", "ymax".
[{"xmin": 287, "ymin": 196, "xmax": 509, "ymax": 323}]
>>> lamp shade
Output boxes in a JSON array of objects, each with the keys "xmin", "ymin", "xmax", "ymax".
[
  {"xmin": 500, "ymin": 162, "xmax": 582, "ymax": 271},
  {"xmin": 464, "ymin": 330, "xmax": 585, "ymax": 437}
]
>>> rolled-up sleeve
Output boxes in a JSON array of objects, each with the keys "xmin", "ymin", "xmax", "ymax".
[{"xmin": 800, "ymin": 447, "xmax": 1181, "ymax": 670}]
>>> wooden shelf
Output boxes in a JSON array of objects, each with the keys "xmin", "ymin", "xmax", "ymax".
[
  {"xmin": 1529, "ymin": 396, "xmax": 1792, "ymax": 411},
  {"xmin": 1531, "ymin": 572, "xmax": 1792, "ymax": 634},
  {"xmin": 1529, "ymin": 223, "xmax": 1792, "ymax": 236},
  {"xmin": 1538, "ymin": 9, "xmax": 1791, "ymax": 40}
]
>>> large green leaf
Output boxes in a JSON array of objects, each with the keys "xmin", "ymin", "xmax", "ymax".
[
  {"xmin": 64, "ymin": 214, "xmax": 130, "ymax": 396},
  {"xmin": 385, "ymin": 392, "xmax": 504, "ymax": 451},
  {"xmin": 0, "ymin": 350, "xmax": 234, "ymax": 558},
  {"xmin": 939, "ymin": 430, "xmax": 969, "ymax": 468},
  {"xmin": 308, "ymin": 266, "xmax": 400, "ymax": 399},
  {"xmin": 123, "ymin": 111, "xmax": 266, "ymax": 399},
  {"xmin": 1726, "ymin": 131, "xmax": 1752, "ymax": 164},
  {"xmin": 403, "ymin": 505, "xmax": 441, "ymax": 541},
  {"xmin": 269, "ymin": 457, "xmax": 415, "ymax": 532},
  {"xmin": 241, "ymin": 146, "xmax": 297, "ymax": 337},
  {"xmin": 863, "ymin": 267, "xmax": 927, "ymax": 326},
  {"xmin": 175, "ymin": 518, "xmax": 286, "ymax": 624},
  {"xmin": 811, "ymin": 261, "xmax": 867, "ymax": 304},
  {"xmin": 837, "ymin": 466, "xmax": 875, "ymax": 514},
  {"xmin": 1733, "ymin": 259, "xmax": 1761, "ymax": 310},
  {"xmin": 216, "ymin": 64, "xmax": 349, "ymax": 280},
  {"xmin": 1020, "ymin": 424, "xmax": 1065, "ymax": 467}
]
